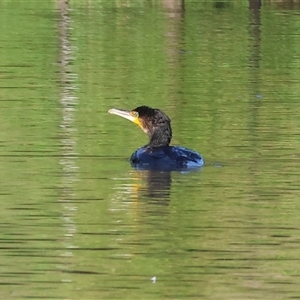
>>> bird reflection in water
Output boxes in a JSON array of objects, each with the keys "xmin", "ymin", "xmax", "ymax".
[{"xmin": 138, "ymin": 170, "xmax": 172, "ymax": 203}]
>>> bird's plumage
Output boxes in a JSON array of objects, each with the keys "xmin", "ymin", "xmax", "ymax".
[{"xmin": 131, "ymin": 146, "xmax": 204, "ymax": 170}]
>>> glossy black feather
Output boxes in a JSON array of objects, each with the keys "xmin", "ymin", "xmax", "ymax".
[{"xmin": 130, "ymin": 145, "xmax": 204, "ymax": 170}]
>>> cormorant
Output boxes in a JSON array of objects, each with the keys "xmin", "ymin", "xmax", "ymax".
[{"xmin": 108, "ymin": 106, "xmax": 204, "ymax": 170}]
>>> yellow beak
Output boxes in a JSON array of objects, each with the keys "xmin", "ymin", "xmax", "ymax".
[{"xmin": 108, "ymin": 108, "xmax": 142, "ymax": 128}]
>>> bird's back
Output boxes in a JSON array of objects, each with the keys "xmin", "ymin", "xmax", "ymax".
[{"xmin": 130, "ymin": 146, "xmax": 204, "ymax": 170}]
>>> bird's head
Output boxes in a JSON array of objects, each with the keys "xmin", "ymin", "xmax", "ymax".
[
  {"xmin": 108, "ymin": 106, "xmax": 172, "ymax": 147},
  {"xmin": 108, "ymin": 106, "xmax": 170, "ymax": 134}
]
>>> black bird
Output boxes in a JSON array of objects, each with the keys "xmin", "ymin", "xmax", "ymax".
[{"xmin": 108, "ymin": 106, "xmax": 204, "ymax": 170}]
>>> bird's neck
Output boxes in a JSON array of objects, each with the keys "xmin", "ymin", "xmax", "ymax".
[{"xmin": 147, "ymin": 125, "xmax": 172, "ymax": 148}]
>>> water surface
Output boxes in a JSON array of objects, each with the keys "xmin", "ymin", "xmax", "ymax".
[{"xmin": 1, "ymin": 1, "xmax": 300, "ymax": 299}]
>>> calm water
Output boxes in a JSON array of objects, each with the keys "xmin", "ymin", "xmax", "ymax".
[{"xmin": 1, "ymin": 0, "xmax": 300, "ymax": 299}]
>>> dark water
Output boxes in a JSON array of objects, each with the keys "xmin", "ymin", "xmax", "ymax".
[{"xmin": 1, "ymin": 0, "xmax": 300, "ymax": 299}]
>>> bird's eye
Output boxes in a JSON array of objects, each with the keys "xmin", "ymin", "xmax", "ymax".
[{"xmin": 131, "ymin": 111, "xmax": 139, "ymax": 117}]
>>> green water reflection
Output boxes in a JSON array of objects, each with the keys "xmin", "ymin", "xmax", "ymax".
[{"xmin": 0, "ymin": 0, "xmax": 300, "ymax": 299}]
